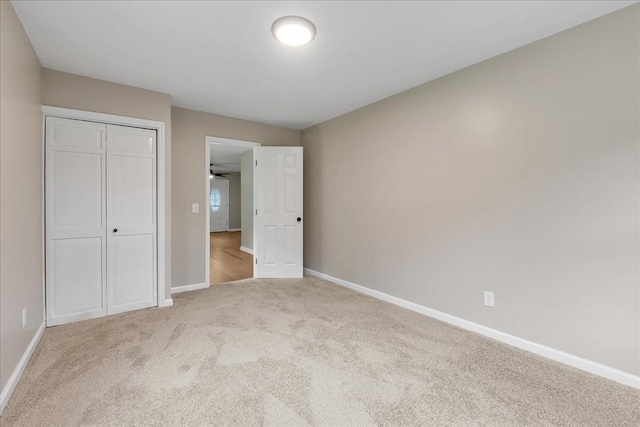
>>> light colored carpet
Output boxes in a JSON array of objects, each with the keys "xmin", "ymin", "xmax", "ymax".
[{"xmin": 1, "ymin": 276, "xmax": 638, "ymax": 426}]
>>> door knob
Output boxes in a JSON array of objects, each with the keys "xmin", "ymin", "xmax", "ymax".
[
  {"xmin": 297, "ymin": 217, "xmax": 302, "ymax": 222},
  {"xmin": 113, "ymin": 229, "xmax": 118, "ymax": 233}
]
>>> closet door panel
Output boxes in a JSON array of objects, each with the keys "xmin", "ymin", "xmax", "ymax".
[
  {"xmin": 106, "ymin": 124, "xmax": 157, "ymax": 314},
  {"xmin": 49, "ymin": 150, "xmax": 103, "ymax": 232},
  {"xmin": 50, "ymin": 238, "xmax": 103, "ymax": 317},
  {"xmin": 46, "ymin": 117, "xmax": 107, "ymax": 326},
  {"xmin": 108, "ymin": 130, "xmax": 154, "ymax": 154},
  {"xmin": 109, "ymin": 155, "xmax": 154, "ymax": 226},
  {"xmin": 49, "ymin": 121, "xmax": 103, "ymax": 151},
  {"xmin": 108, "ymin": 234, "xmax": 155, "ymax": 309}
]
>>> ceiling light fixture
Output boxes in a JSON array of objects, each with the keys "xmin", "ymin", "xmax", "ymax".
[{"xmin": 272, "ymin": 16, "xmax": 316, "ymax": 47}]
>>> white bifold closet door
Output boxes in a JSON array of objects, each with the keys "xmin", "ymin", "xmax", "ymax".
[
  {"xmin": 46, "ymin": 117, "xmax": 157, "ymax": 326},
  {"xmin": 106, "ymin": 124, "xmax": 157, "ymax": 315}
]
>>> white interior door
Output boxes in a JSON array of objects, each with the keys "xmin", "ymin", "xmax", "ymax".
[
  {"xmin": 254, "ymin": 147, "xmax": 303, "ymax": 278},
  {"xmin": 46, "ymin": 117, "xmax": 107, "ymax": 326},
  {"xmin": 106, "ymin": 124, "xmax": 157, "ymax": 314},
  {"xmin": 210, "ymin": 179, "xmax": 229, "ymax": 232}
]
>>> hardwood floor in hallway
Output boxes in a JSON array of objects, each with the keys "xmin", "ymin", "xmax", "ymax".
[{"xmin": 210, "ymin": 231, "xmax": 253, "ymax": 285}]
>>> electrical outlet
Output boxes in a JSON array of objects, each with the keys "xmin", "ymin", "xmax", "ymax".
[
  {"xmin": 484, "ymin": 291, "xmax": 495, "ymax": 308},
  {"xmin": 21, "ymin": 307, "xmax": 27, "ymax": 328},
  {"xmin": 191, "ymin": 203, "xmax": 199, "ymax": 214}
]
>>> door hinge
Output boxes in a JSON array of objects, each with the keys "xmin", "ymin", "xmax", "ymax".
[
  {"xmin": 255, "ymin": 209, "xmax": 257, "ymax": 215},
  {"xmin": 255, "ymin": 259, "xmax": 257, "ymax": 265},
  {"xmin": 255, "ymin": 160, "xmax": 257, "ymax": 166}
]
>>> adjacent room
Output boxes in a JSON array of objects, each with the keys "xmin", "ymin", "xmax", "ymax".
[
  {"xmin": 207, "ymin": 138, "xmax": 256, "ymax": 286},
  {"xmin": 1, "ymin": 1, "xmax": 639, "ymax": 425}
]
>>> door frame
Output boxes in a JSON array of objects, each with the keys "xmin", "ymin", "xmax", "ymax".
[
  {"xmin": 209, "ymin": 178, "xmax": 229, "ymax": 232},
  {"xmin": 205, "ymin": 136, "xmax": 260, "ymax": 286},
  {"xmin": 42, "ymin": 106, "xmax": 171, "ymax": 317}
]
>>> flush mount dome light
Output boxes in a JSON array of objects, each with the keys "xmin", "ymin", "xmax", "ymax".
[{"xmin": 272, "ymin": 16, "xmax": 316, "ymax": 46}]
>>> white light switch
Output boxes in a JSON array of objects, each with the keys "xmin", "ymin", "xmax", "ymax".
[
  {"xmin": 484, "ymin": 291, "xmax": 495, "ymax": 308},
  {"xmin": 192, "ymin": 203, "xmax": 199, "ymax": 214}
]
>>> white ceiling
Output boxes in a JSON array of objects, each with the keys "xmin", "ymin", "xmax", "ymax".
[
  {"xmin": 12, "ymin": 1, "xmax": 635, "ymax": 130},
  {"xmin": 210, "ymin": 143, "xmax": 251, "ymax": 173}
]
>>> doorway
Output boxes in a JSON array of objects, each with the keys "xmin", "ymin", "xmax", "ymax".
[{"xmin": 206, "ymin": 136, "xmax": 260, "ymax": 285}]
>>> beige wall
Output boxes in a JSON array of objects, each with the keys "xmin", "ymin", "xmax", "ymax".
[
  {"xmin": 41, "ymin": 69, "xmax": 173, "ymax": 300},
  {"xmin": 302, "ymin": 5, "xmax": 639, "ymax": 375},
  {"xmin": 227, "ymin": 172, "xmax": 241, "ymax": 230},
  {"xmin": 0, "ymin": 0, "xmax": 43, "ymax": 399},
  {"xmin": 240, "ymin": 150, "xmax": 254, "ymax": 250},
  {"xmin": 172, "ymin": 107, "xmax": 300, "ymax": 288}
]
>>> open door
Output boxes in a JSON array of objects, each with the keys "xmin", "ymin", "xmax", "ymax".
[{"xmin": 254, "ymin": 147, "xmax": 303, "ymax": 278}]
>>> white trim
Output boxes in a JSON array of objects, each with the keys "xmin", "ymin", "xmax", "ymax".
[
  {"xmin": 42, "ymin": 106, "xmax": 169, "ymax": 309},
  {"xmin": 229, "ymin": 228, "xmax": 241, "ymax": 232},
  {"xmin": 253, "ymin": 147, "xmax": 258, "ymax": 278},
  {"xmin": 206, "ymin": 135, "xmax": 261, "ymax": 148},
  {"xmin": 205, "ymin": 138, "xmax": 210, "ymax": 287},
  {"xmin": 157, "ymin": 122, "xmax": 167, "ymax": 308},
  {"xmin": 304, "ymin": 268, "xmax": 640, "ymax": 389},
  {"xmin": 0, "ymin": 321, "xmax": 46, "ymax": 414},
  {"xmin": 42, "ymin": 106, "xmax": 164, "ymax": 130},
  {"xmin": 206, "ymin": 136, "xmax": 260, "ymax": 287},
  {"xmin": 163, "ymin": 298, "xmax": 174, "ymax": 307},
  {"xmin": 171, "ymin": 282, "xmax": 209, "ymax": 294},
  {"xmin": 41, "ymin": 113, "xmax": 46, "ymax": 322},
  {"xmin": 240, "ymin": 246, "xmax": 254, "ymax": 255}
]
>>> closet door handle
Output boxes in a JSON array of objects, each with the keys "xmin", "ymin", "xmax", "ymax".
[{"xmin": 113, "ymin": 229, "xmax": 118, "ymax": 233}]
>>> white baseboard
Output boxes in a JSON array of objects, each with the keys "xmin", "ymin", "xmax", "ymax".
[
  {"xmin": 304, "ymin": 268, "xmax": 640, "ymax": 389},
  {"xmin": 1, "ymin": 321, "xmax": 46, "ymax": 414},
  {"xmin": 240, "ymin": 246, "xmax": 254, "ymax": 255},
  {"xmin": 162, "ymin": 298, "xmax": 174, "ymax": 307},
  {"xmin": 228, "ymin": 228, "xmax": 241, "ymax": 232},
  {"xmin": 171, "ymin": 282, "xmax": 209, "ymax": 294}
]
